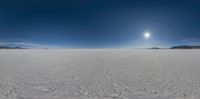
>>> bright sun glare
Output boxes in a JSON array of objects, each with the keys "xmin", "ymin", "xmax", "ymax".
[{"xmin": 144, "ymin": 32, "xmax": 151, "ymax": 39}]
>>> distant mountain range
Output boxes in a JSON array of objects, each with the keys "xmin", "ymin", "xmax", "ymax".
[
  {"xmin": 149, "ymin": 45, "xmax": 200, "ymax": 49},
  {"xmin": 0, "ymin": 46, "xmax": 26, "ymax": 49},
  {"xmin": 170, "ymin": 45, "xmax": 200, "ymax": 49}
]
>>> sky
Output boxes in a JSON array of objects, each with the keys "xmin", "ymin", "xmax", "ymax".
[{"xmin": 0, "ymin": 0, "xmax": 200, "ymax": 48}]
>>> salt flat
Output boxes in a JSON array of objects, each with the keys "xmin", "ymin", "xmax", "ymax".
[{"xmin": 0, "ymin": 49, "xmax": 200, "ymax": 99}]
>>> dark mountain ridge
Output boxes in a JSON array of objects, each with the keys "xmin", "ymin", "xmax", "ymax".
[
  {"xmin": 0, "ymin": 46, "xmax": 26, "ymax": 49},
  {"xmin": 170, "ymin": 45, "xmax": 200, "ymax": 49}
]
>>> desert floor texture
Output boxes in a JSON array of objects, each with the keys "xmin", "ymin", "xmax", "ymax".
[{"xmin": 0, "ymin": 49, "xmax": 200, "ymax": 99}]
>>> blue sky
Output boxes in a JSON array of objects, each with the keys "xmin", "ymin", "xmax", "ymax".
[{"xmin": 0, "ymin": 0, "xmax": 200, "ymax": 48}]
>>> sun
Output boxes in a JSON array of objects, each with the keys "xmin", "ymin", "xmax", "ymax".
[{"xmin": 144, "ymin": 32, "xmax": 151, "ymax": 39}]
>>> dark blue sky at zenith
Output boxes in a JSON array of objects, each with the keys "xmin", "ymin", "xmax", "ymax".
[{"xmin": 0, "ymin": 0, "xmax": 200, "ymax": 48}]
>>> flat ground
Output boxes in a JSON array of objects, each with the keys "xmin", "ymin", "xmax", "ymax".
[{"xmin": 0, "ymin": 49, "xmax": 200, "ymax": 99}]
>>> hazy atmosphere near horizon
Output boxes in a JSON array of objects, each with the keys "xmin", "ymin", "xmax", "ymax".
[{"xmin": 0, "ymin": 0, "xmax": 200, "ymax": 48}]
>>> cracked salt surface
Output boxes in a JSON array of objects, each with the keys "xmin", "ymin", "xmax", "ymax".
[{"xmin": 0, "ymin": 49, "xmax": 200, "ymax": 99}]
